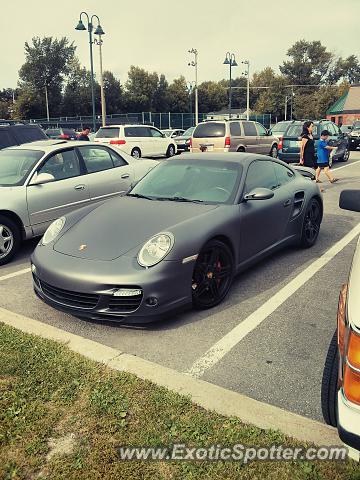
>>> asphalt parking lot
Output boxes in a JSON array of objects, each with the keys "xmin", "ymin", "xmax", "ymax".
[{"xmin": 1, "ymin": 152, "xmax": 360, "ymax": 423}]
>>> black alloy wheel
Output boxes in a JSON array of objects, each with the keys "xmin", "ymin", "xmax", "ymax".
[
  {"xmin": 300, "ymin": 198, "xmax": 321, "ymax": 248},
  {"xmin": 192, "ymin": 240, "xmax": 234, "ymax": 309}
]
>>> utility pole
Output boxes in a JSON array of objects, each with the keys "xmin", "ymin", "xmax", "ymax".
[
  {"xmin": 44, "ymin": 83, "xmax": 50, "ymax": 122},
  {"xmin": 242, "ymin": 60, "xmax": 250, "ymax": 120},
  {"xmin": 94, "ymin": 35, "xmax": 106, "ymax": 127},
  {"xmin": 188, "ymin": 48, "xmax": 199, "ymax": 125}
]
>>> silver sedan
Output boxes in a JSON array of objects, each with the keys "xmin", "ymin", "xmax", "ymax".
[{"xmin": 0, "ymin": 140, "xmax": 158, "ymax": 265}]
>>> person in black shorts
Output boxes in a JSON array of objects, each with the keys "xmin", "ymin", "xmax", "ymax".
[{"xmin": 299, "ymin": 121, "xmax": 316, "ymax": 168}]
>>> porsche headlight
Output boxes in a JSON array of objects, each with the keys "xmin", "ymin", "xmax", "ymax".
[
  {"xmin": 138, "ymin": 232, "xmax": 174, "ymax": 267},
  {"xmin": 42, "ymin": 217, "xmax": 66, "ymax": 245}
]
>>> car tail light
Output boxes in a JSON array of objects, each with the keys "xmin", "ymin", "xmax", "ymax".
[
  {"xmin": 343, "ymin": 364, "xmax": 360, "ymax": 405},
  {"xmin": 110, "ymin": 139, "xmax": 126, "ymax": 145},
  {"xmin": 189, "ymin": 137, "xmax": 192, "ymax": 147},
  {"xmin": 59, "ymin": 134, "xmax": 70, "ymax": 139},
  {"xmin": 225, "ymin": 136, "xmax": 230, "ymax": 147},
  {"xmin": 347, "ymin": 330, "xmax": 360, "ymax": 370},
  {"xmin": 337, "ymin": 284, "xmax": 348, "ymax": 357},
  {"xmin": 278, "ymin": 138, "xmax": 283, "ymax": 150}
]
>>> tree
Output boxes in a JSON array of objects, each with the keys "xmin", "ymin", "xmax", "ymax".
[
  {"xmin": 197, "ymin": 81, "xmax": 227, "ymax": 112},
  {"xmin": 280, "ymin": 40, "xmax": 333, "ymax": 86},
  {"xmin": 103, "ymin": 71, "xmax": 123, "ymax": 114},
  {"xmin": 125, "ymin": 66, "xmax": 159, "ymax": 111},
  {"xmin": 153, "ymin": 74, "xmax": 169, "ymax": 112},
  {"xmin": 328, "ymin": 55, "xmax": 360, "ymax": 84},
  {"xmin": 252, "ymin": 68, "xmax": 288, "ymax": 118},
  {"xmin": 18, "ymin": 36, "xmax": 76, "ymax": 118},
  {"xmin": 0, "ymin": 89, "xmax": 16, "ymax": 119},
  {"xmin": 62, "ymin": 58, "xmax": 100, "ymax": 117},
  {"xmin": 293, "ymin": 83, "xmax": 349, "ymax": 119},
  {"xmin": 167, "ymin": 76, "xmax": 189, "ymax": 112}
]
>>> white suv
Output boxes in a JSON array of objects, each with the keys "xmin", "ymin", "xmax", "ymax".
[{"xmin": 94, "ymin": 125, "xmax": 177, "ymax": 159}]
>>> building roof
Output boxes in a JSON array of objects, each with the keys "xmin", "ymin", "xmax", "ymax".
[{"xmin": 327, "ymin": 84, "xmax": 360, "ymax": 115}]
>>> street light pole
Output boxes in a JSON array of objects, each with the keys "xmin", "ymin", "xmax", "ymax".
[
  {"xmin": 44, "ymin": 82, "xmax": 50, "ymax": 122},
  {"xmin": 94, "ymin": 35, "xmax": 106, "ymax": 127},
  {"xmin": 223, "ymin": 52, "xmax": 238, "ymax": 120},
  {"xmin": 242, "ymin": 60, "xmax": 250, "ymax": 120},
  {"xmin": 188, "ymin": 48, "xmax": 198, "ymax": 125},
  {"xmin": 76, "ymin": 12, "xmax": 105, "ymax": 132},
  {"xmin": 187, "ymin": 81, "xmax": 195, "ymax": 125}
]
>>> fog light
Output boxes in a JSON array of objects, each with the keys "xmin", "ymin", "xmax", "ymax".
[
  {"xmin": 146, "ymin": 297, "xmax": 158, "ymax": 307},
  {"xmin": 113, "ymin": 288, "xmax": 142, "ymax": 297}
]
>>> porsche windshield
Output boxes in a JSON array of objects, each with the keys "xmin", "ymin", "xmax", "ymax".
[
  {"xmin": 130, "ymin": 160, "xmax": 242, "ymax": 204},
  {"xmin": 0, "ymin": 149, "xmax": 44, "ymax": 186}
]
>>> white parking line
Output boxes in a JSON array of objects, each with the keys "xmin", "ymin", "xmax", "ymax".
[
  {"xmin": 187, "ymin": 222, "xmax": 360, "ymax": 378},
  {"xmin": 333, "ymin": 159, "xmax": 360, "ymax": 171},
  {"xmin": 0, "ymin": 268, "xmax": 31, "ymax": 282}
]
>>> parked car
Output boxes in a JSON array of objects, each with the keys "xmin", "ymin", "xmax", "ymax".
[
  {"xmin": 31, "ymin": 153, "xmax": 322, "ymax": 324},
  {"xmin": 321, "ymin": 189, "xmax": 360, "ymax": 461},
  {"xmin": 0, "ymin": 140, "xmax": 158, "ymax": 265},
  {"xmin": 349, "ymin": 122, "xmax": 360, "ymax": 151},
  {"xmin": 45, "ymin": 128, "xmax": 78, "ymax": 140},
  {"xmin": 161, "ymin": 129, "xmax": 185, "ymax": 138},
  {"xmin": 190, "ymin": 120, "xmax": 279, "ymax": 158},
  {"xmin": 174, "ymin": 126, "xmax": 195, "ymax": 153},
  {"xmin": 269, "ymin": 121, "xmax": 292, "ymax": 139},
  {"xmin": 340, "ymin": 124, "xmax": 353, "ymax": 135},
  {"xmin": 0, "ymin": 123, "xmax": 47, "ymax": 150},
  {"xmin": 278, "ymin": 120, "xmax": 350, "ymax": 165},
  {"xmin": 94, "ymin": 125, "xmax": 177, "ymax": 159}
]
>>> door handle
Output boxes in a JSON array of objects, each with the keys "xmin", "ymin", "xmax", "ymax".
[
  {"xmin": 283, "ymin": 199, "xmax": 291, "ymax": 207},
  {"xmin": 74, "ymin": 184, "xmax": 85, "ymax": 190},
  {"xmin": 121, "ymin": 173, "xmax": 130, "ymax": 179}
]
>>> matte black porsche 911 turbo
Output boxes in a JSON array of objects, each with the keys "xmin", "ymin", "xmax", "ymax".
[{"xmin": 31, "ymin": 153, "xmax": 322, "ymax": 323}]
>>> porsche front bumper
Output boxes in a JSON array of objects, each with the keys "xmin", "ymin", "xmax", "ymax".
[
  {"xmin": 338, "ymin": 389, "xmax": 360, "ymax": 461},
  {"xmin": 31, "ymin": 246, "xmax": 195, "ymax": 324}
]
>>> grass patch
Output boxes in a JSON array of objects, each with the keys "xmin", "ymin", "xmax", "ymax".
[{"xmin": 0, "ymin": 322, "xmax": 359, "ymax": 479}]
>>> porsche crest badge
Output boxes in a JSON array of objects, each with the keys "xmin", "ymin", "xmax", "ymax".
[{"xmin": 78, "ymin": 244, "xmax": 87, "ymax": 251}]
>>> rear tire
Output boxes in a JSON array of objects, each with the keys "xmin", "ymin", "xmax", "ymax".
[
  {"xmin": 321, "ymin": 331, "xmax": 339, "ymax": 427},
  {"xmin": 131, "ymin": 148, "xmax": 141, "ymax": 159},
  {"xmin": 269, "ymin": 144, "xmax": 278, "ymax": 158},
  {"xmin": 300, "ymin": 198, "xmax": 321, "ymax": 248},
  {"xmin": 166, "ymin": 144, "xmax": 175, "ymax": 158},
  {"xmin": 0, "ymin": 215, "xmax": 21, "ymax": 266},
  {"xmin": 237, "ymin": 147, "xmax": 245, "ymax": 153}
]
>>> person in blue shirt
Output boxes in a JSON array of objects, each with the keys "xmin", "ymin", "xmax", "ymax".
[{"xmin": 315, "ymin": 130, "xmax": 339, "ymax": 184}]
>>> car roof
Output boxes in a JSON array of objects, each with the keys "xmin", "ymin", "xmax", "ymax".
[
  {"xmin": 168, "ymin": 152, "xmax": 278, "ymax": 165},
  {"xmin": 4, "ymin": 140, "xmax": 107, "ymax": 153}
]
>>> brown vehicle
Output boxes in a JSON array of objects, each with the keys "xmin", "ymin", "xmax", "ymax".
[{"xmin": 191, "ymin": 120, "xmax": 279, "ymax": 157}]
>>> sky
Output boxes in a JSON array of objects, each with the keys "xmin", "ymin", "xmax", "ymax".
[{"xmin": 1, "ymin": 0, "xmax": 359, "ymax": 89}]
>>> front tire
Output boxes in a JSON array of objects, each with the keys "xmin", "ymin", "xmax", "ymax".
[
  {"xmin": 321, "ymin": 331, "xmax": 339, "ymax": 427},
  {"xmin": 192, "ymin": 240, "xmax": 234, "ymax": 309},
  {"xmin": 166, "ymin": 144, "xmax": 175, "ymax": 158},
  {"xmin": 131, "ymin": 148, "xmax": 141, "ymax": 159},
  {"xmin": 0, "ymin": 215, "xmax": 21, "ymax": 266},
  {"xmin": 339, "ymin": 149, "xmax": 350, "ymax": 162},
  {"xmin": 300, "ymin": 198, "xmax": 321, "ymax": 248},
  {"xmin": 270, "ymin": 144, "xmax": 278, "ymax": 158}
]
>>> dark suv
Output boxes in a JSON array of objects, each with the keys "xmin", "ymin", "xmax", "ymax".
[
  {"xmin": 0, "ymin": 123, "xmax": 47, "ymax": 150},
  {"xmin": 278, "ymin": 120, "xmax": 349, "ymax": 165},
  {"xmin": 349, "ymin": 120, "xmax": 360, "ymax": 151},
  {"xmin": 45, "ymin": 127, "xmax": 78, "ymax": 140}
]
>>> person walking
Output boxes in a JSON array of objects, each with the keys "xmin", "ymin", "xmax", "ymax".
[
  {"xmin": 78, "ymin": 127, "xmax": 91, "ymax": 141},
  {"xmin": 299, "ymin": 121, "xmax": 316, "ymax": 168},
  {"xmin": 315, "ymin": 130, "xmax": 339, "ymax": 184}
]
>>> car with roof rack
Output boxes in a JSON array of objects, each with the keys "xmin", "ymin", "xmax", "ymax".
[{"xmin": 0, "ymin": 140, "xmax": 158, "ymax": 265}]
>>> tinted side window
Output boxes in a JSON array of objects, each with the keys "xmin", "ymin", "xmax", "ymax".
[
  {"xmin": 150, "ymin": 128, "xmax": 163, "ymax": 138},
  {"xmin": 245, "ymin": 160, "xmax": 278, "ymax": 192},
  {"xmin": 273, "ymin": 162, "xmax": 295, "ymax": 186},
  {"xmin": 109, "ymin": 149, "xmax": 127, "ymax": 167},
  {"xmin": 38, "ymin": 149, "xmax": 80, "ymax": 181},
  {"xmin": 256, "ymin": 123, "xmax": 268, "ymax": 136},
  {"xmin": 242, "ymin": 122, "xmax": 257, "ymax": 136},
  {"xmin": 230, "ymin": 122, "xmax": 241, "ymax": 136},
  {"xmin": 0, "ymin": 130, "xmax": 15, "ymax": 148},
  {"xmin": 13, "ymin": 126, "xmax": 47, "ymax": 143},
  {"xmin": 79, "ymin": 146, "xmax": 114, "ymax": 174},
  {"xmin": 125, "ymin": 126, "xmax": 150, "ymax": 137}
]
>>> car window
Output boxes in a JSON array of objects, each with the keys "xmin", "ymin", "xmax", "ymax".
[
  {"xmin": 0, "ymin": 149, "xmax": 44, "ymax": 186},
  {"xmin": 256, "ymin": 123, "xmax": 268, "ymax": 136},
  {"xmin": 13, "ymin": 126, "xmax": 47, "ymax": 143},
  {"xmin": 79, "ymin": 146, "xmax": 115, "ymax": 174},
  {"xmin": 109, "ymin": 149, "xmax": 127, "ymax": 167},
  {"xmin": 286, "ymin": 124, "xmax": 319, "ymax": 138},
  {"xmin": 95, "ymin": 127, "xmax": 120, "ymax": 138},
  {"xmin": 38, "ymin": 149, "xmax": 80, "ymax": 181},
  {"xmin": 193, "ymin": 122, "xmax": 226, "ymax": 138},
  {"xmin": 273, "ymin": 162, "xmax": 295, "ymax": 186},
  {"xmin": 230, "ymin": 122, "xmax": 241, "ymax": 136},
  {"xmin": 271, "ymin": 122, "xmax": 291, "ymax": 134},
  {"xmin": 0, "ymin": 130, "xmax": 15, "ymax": 149},
  {"xmin": 245, "ymin": 160, "xmax": 278, "ymax": 192},
  {"xmin": 125, "ymin": 126, "xmax": 150, "ymax": 137},
  {"xmin": 150, "ymin": 128, "xmax": 164, "ymax": 138},
  {"xmin": 242, "ymin": 122, "xmax": 257, "ymax": 136}
]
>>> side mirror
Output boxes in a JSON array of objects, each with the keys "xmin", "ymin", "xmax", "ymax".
[
  {"xmin": 30, "ymin": 172, "xmax": 55, "ymax": 186},
  {"xmin": 339, "ymin": 190, "xmax": 360, "ymax": 213},
  {"xmin": 244, "ymin": 187, "xmax": 274, "ymax": 201}
]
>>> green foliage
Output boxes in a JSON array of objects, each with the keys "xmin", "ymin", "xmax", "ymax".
[
  {"xmin": 103, "ymin": 71, "xmax": 123, "ymax": 114},
  {"xmin": 125, "ymin": 65, "xmax": 159, "ymax": 111}
]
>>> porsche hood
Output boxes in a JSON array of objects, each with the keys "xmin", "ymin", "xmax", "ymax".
[{"xmin": 53, "ymin": 196, "xmax": 218, "ymax": 261}]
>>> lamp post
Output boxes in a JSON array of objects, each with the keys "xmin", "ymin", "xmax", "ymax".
[
  {"xmin": 187, "ymin": 81, "xmax": 195, "ymax": 126},
  {"xmin": 75, "ymin": 12, "xmax": 105, "ymax": 132},
  {"xmin": 188, "ymin": 48, "xmax": 198, "ymax": 125},
  {"xmin": 242, "ymin": 60, "xmax": 250, "ymax": 120},
  {"xmin": 44, "ymin": 82, "xmax": 50, "ymax": 122},
  {"xmin": 223, "ymin": 52, "xmax": 238, "ymax": 119},
  {"xmin": 93, "ymin": 34, "xmax": 106, "ymax": 127}
]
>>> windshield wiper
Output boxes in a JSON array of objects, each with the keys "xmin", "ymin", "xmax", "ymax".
[
  {"xmin": 155, "ymin": 196, "xmax": 203, "ymax": 203},
  {"xmin": 127, "ymin": 193, "xmax": 154, "ymax": 200}
]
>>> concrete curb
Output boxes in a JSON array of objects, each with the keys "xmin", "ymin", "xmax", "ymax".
[{"xmin": 0, "ymin": 307, "xmax": 341, "ymax": 447}]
